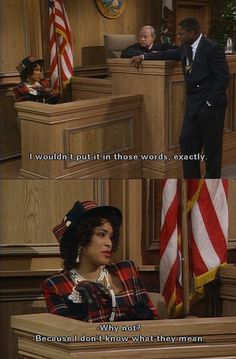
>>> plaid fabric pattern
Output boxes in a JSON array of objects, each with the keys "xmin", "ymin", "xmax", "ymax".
[
  {"xmin": 53, "ymin": 219, "xmax": 69, "ymax": 243},
  {"xmin": 13, "ymin": 79, "xmax": 57, "ymax": 103},
  {"xmin": 42, "ymin": 260, "xmax": 159, "ymax": 322}
]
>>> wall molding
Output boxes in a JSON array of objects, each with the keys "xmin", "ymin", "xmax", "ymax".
[{"xmin": 0, "ymin": 245, "xmax": 60, "ymax": 257}]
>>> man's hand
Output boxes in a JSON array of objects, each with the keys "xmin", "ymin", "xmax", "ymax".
[{"xmin": 129, "ymin": 55, "xmax": 143, "ymax": 69}]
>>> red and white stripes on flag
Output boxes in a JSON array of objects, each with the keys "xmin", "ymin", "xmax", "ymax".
[
  {"xmin": 49, "ymin": 0, "xmax": 73, "ymax": 93},
  {"xmin": 160, "ymin": 180, "xmax": 183, "ymax": 316},
  {"xmin": 160, "ymin": 179, "xmax": 228, "ymax": 317},
  {"xmin": 188, "ymin": 180, "xmax": 228, "ymax": 292}
]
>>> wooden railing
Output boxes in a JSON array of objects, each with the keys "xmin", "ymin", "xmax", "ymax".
[{"xmin": 11, "ymin": 313, "xmax": 236, "ymax": 359}]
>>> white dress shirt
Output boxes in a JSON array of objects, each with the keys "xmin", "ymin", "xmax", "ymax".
[{"xmin": 191, "ymin": 33, "xmax": 202, "ymax": 60}]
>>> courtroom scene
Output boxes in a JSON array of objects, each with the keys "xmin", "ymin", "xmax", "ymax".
[
  {"xmin": 1, "ymin": 178, "xmax": 236, "ymax": 358},
  {"xmin": 0, "ymin": 0, "xmax": 236, "ymax": 179}
]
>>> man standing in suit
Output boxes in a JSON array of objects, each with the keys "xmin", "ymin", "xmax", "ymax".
[
  {"xmin": 130, "ymin": 18, "xmax": 230, "ymax": 178},
  {"xmin": 121, "ymin": 25, "xmax": 174, "ymax": 58}
]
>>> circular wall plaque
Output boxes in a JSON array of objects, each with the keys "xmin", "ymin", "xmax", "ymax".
[{"xmin": 96, "ymin": 0, "xmax": 128, "ymax": 19}]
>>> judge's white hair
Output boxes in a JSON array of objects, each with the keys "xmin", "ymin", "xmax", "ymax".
[{"xmin": 140, "ymin": 25, "xmax": 156, "ymax": 39}]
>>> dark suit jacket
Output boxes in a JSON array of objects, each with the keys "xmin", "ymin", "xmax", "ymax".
[
  {"xmin": 142, "ymin": 36, "xmax": 229, "ymax": 110},
  {"xmin": 121, "ymin": 42, "xmax": 175, "ymax": 58}
]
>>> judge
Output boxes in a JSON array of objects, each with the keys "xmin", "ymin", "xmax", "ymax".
[{"xmin": 121, "ymin": 25, "xmax": 174, "ymax": 58}]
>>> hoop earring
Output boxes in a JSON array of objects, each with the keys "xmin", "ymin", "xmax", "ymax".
[{"xmin": 75, "ymin": 247, "xmax": 82, "ymax": 264}]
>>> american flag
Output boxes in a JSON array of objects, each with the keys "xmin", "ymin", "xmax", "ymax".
[
  {"xmin": 49, "ymin": 0, "xmax": 73, "ymax": 93},
  {"xmin": 160, "ymin": 179, "xmax": 183, "ymax": 317},
  {"xmin": 188, "ymin": 180, "xmax": 228, "ymax": 293},
  {"xmin": 160, "ymin": 179, "xmax": 228, "ymax": 317}
]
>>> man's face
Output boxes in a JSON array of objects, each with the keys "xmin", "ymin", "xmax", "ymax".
[
  {"xmin": 139, "ymin": 28, "xmax": 154, "ymax": 48},
  {"xmin": 178, "ymin": 26, "xmax": 195, "ymax": 45}
]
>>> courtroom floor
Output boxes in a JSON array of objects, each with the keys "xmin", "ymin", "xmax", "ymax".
[
  {"xmin": 0, "ymin": 158, "xmax": 236, "ymax": 179},
  {"xmin": 0, "ymin": 158, "xmax": 21, "ymax": 178}
]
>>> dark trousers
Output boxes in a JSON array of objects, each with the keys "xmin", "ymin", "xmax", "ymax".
[{"xmin": 179, "ymin": 102, "xmax": 226, "ymax": 178}]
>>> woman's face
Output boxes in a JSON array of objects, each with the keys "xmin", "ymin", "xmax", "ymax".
[
  {"xmin": 28, "ymin": 64, "xmax": 42, "ymax": 83},
  {"xmin": 80, "ymin": 221, "xmax": 113, "ymax": 267}
]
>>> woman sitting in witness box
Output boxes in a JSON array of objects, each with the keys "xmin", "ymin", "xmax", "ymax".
[
  {"xmin": 42, "ymin": 200, "xmax": 159, "ymax": 322},
  {"xmin": 14, "ymin": 56, "xmax": 60, "ymax": 104}
]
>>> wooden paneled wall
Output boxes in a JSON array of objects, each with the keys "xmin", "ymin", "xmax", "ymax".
[
  {"xmin": 0, "ymin": 179, "xmax": 142, "ymax": 269},
  {"xmin": 0, "ymin": 180, "xmax": 95, "ymax": 246},
  {"xmin": 0, "ymin": 0, "xmax": 44, "ymax": 79},
  {"xmin": 0, "ymin": 0, "xmax": 162, "ymax": 73},
  {"xmin": 175, "ymin": 0, "xmax": 212, "ymax": 40},
  {"xmin": 0, "ymin": 0, "xmax": 24, "ymax": 159},
  {"xmin": 40, "ymin": 0, "xmax": 161, "ymax": 69},
  {"xmin": 1, "ymin": 178, "xmax": 235, "ymax": 273},
  {"xmin": 0, "ymin": 0, "xmax": 161, "ymax": 161},
  {"xmin": 0, "ymin": 0, "xmax": 44, "ymax": 160},
  {"xmin": 0, "ymin": 0, "xmax": 26, "ymax": 73}
]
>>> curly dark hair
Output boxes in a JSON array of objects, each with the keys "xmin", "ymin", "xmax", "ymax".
[
  {"xmin": 60, "ymin": 214, "xmax": 121, "ymax": 270},
  {"xmin": 20, "ymin": 62, "xmax": 42, "ymax": 82}
]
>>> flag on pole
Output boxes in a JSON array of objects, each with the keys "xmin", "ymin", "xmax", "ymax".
[
  {"xmin": 160, "ymin": 179, "xmax": 183, "ymax": 317},
  {"xmin": 187, "ymin": 179, "xmax": 228, "ymax": 296},
  {"xmin": 49, "ymin": 0, "xmax": 73, "ymax": 93},
  {"xmin": 160, "ymin": 179, "xmax": 228, "ymax": 317}
]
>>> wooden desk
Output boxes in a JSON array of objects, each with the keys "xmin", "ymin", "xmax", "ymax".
[
  {"xmin": 108, "ymin": 55, "xmax": 236, "ymax": 178},
  {"xmin": 11, "ymin": 313, "xmax": 236, "ymax": 358},
  {"xmin": 72, "ymin": 77, "xmax": 112, "ymax": 99},
  {"xmin": 15, "ymin": 95, "xmax": 142, "ymax": 179}
]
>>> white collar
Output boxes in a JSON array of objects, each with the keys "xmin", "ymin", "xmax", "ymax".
[{"xmin": 191, "ymin": 33, "xmax": 202, "ymax": 50}]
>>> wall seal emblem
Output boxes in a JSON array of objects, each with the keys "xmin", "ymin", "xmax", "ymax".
[{"xmin": 95, "ymin": 0, "xmax": 127, "ymax": 19}]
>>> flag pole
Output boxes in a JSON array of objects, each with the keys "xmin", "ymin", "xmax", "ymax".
[
  {"xmin": 55, "ymin": 33, "xmax": 64, "ymax": 97},
  {"xmin": 181, "ymin": 179, "xmax": 190, "ymax": 316}
]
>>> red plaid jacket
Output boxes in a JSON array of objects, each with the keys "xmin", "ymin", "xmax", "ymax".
[
  {"xmin": 42, "ymin": 261, "xmax": 159, "ymax": 322},
  {"xmin": 13, "ymin": 79, "xmax": 59, "ymax": 103}
]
